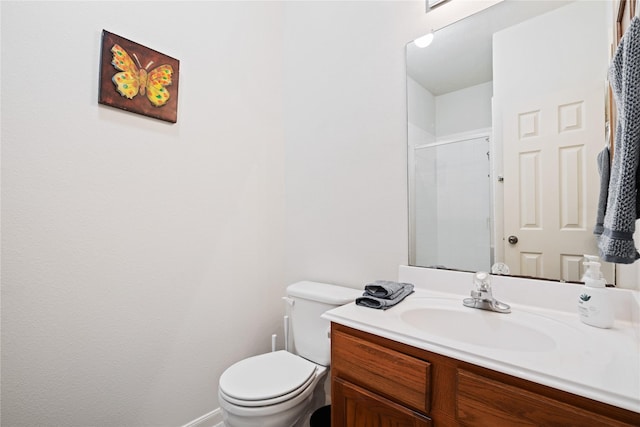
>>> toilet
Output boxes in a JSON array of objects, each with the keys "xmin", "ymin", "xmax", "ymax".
[{"xmin": 218, "ymin": 281, "xmax": 361, "ymax": 427}]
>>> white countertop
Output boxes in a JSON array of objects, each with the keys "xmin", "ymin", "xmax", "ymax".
[{"xmin": 322, "ymin": 266, "xmax": 640, "ymax": 413}]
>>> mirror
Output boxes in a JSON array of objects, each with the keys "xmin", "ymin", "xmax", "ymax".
[{"xmin": 407, "ymin": 0, "xmax": 616, "ymax": 283}]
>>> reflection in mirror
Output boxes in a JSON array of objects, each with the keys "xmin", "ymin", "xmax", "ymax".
[{"xmin": 407, "ymin": 0, "xmax": 615, "ymax": 284}]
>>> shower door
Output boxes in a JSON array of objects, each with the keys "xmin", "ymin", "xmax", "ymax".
[{"xmin": 413, "ymin": 135, "xmax": 492, "ymax": 272}]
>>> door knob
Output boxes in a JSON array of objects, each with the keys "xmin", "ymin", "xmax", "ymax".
[{"xmin": 508, "ymin": 235, "xmax": 518, "ymax": 245}]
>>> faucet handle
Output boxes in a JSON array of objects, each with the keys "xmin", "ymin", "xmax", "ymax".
[
  {"xmin": 491, "ymin": 262, "xmax": 510, "ymax": 275},
  {"xmin": 473, "ymin": 271, "xmax": 491, "ymax": 291}
]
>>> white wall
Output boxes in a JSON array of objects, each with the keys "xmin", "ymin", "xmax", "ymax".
[
  {"xmin": 0, "ymin": 1, "xmax": 441, "ymax": 425},
  {"xmin": 1, "ymin": 2, "xmax": 287, "ymax": 426},
  {"xmin": 408, "ymin": 76, "xmax": 437, "ymax": 145},
  {"xmin": 436, "ymin": 81, "xmax": 492, "ymax": 137},
  {"xmin": 493, "ymin": 1, "xmax": 610, "ymax": 103},
  {"xmin": 282, "ymin": 1, "xmax": 428, "ymax": 286}
]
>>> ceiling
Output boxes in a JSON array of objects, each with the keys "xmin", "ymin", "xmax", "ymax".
[{"xmin": 406, "ymin": 0, "xmax": 572, "ymax": 96}]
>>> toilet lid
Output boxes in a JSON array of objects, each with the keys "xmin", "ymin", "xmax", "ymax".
[{"xmin": 219, "ymin": 351, "xmax": 317, "ymax": 403}]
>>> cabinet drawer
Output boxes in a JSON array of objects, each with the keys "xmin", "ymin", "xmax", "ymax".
[
  {"xmin": 456, "ymin": 369, "xmax": 635, "ymax": 427},
  {"xmin": 332, "ymin": 329, "xmax": 431, "ymax": 414}
]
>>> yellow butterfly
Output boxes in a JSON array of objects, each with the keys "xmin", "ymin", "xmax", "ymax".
[{"xmin": 110, "ymin": 44, "xmax": 173, "ymax": 107}]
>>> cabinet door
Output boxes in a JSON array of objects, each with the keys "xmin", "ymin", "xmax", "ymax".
[{"xmin": 332, "ymin": 378, "xmax": 432, "ymax": 427}]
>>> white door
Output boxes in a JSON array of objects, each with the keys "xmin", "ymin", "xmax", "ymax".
[{"xmin": 502, "ymin": 82, "xmax": 613, "ymax": 283}]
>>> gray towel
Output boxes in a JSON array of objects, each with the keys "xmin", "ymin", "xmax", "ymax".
[
  {"xmin": 593, "ymin": 146, "xmax": 610, "ymax": 235},
  {"xmin": 599, "ymin": 16, "xmax": 640, "ymax": 264},
  {"xmin": 356, "ymin": 282, "xmax": 414, "ymax": 310},
  {"xmin": 364, "ymin": 280, "xmax": 413, "ymax": 299}
]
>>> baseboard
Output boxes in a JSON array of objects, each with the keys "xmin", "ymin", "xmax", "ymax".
[{"xmin": 181, "ymin": 408, "xmax": 224, "ymax": 427}]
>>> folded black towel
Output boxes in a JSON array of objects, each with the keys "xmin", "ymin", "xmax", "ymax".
[
  {"xmin": 364, "ymin": 280, "xmax": 413, "ymax": 298},
  {"xmin": 356, "ymin": 281, "xmax": 414, "ymax": 310}
]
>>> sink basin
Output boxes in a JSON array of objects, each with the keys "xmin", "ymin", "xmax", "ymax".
[{"xmin": 398, "ymin": 298, "xmax": 565, "ymax": 352}]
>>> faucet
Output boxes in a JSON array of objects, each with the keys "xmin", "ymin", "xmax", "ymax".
[{"xmin": 463, "ymin": 271, "xmax": 511, "ymax": 313}]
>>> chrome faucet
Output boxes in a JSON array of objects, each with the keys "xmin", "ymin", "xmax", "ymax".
[{"xmin": 463, "ymin": 271, "xmax": 511, "ymax": 313}]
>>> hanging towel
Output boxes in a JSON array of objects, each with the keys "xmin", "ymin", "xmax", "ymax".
[
  {"xmin": 594, "ymin": 145, "xmax": 610, "ymax": 235},
  {"xmin": 599, "ymin": 16, "xmax": 640, "ymax": 264},
  {"xmin": 356, "ymin": 281, "xmax": 414, "ymax": 310}
]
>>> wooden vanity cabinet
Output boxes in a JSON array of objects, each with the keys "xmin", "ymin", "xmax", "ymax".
[{"xmin": 330, "ymin": 323, "xmax": 640, "ymax": 427}]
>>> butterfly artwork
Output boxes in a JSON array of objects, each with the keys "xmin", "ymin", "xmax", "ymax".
[
  {"xmin": 111, "ymin": 44, "xmax": 173, "ymax": 107},
  {"xmin": 99, "ymin": 30, "xmax": 180, "ymax": 123}
]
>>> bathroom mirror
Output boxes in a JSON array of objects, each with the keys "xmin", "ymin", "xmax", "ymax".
[{"xmin": 407, "ymin": 0, "xmax": 616, "ymax": 284}]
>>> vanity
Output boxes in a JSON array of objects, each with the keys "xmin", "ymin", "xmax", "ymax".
[
  {"xmin": 322, "ymin": 267, "xmax": 640, "ymax": 426},
  {"xmin": 329, "ymin": 2, "xmax": 640, "ymax": 424}
]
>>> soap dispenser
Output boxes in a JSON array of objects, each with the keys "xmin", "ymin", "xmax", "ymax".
[
  {"xmin": 578, "ymin": 257, "xmax": 614, "ymax": 329},
  {"xmin": 580, "ymin": 255, "xmax": 599, "ymax": 281}
]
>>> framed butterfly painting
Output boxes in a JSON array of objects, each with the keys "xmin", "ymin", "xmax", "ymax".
[{"xmin": 99, "ymin": 30, "xmax": 180, "ymax": 123}]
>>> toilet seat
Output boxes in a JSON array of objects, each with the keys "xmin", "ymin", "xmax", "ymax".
[{"xmin": 219, "ymin": 351, "xmax": 318, "ymax": 407}]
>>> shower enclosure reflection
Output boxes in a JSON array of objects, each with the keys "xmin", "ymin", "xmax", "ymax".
[{"xmin": 413, "ymin": 135, "xmax": 491, "ymax": 272}]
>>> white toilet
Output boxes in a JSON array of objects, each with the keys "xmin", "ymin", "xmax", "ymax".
[{"xmin": 218, "ymin": 281, "xmax": 361, "ymax": 427}]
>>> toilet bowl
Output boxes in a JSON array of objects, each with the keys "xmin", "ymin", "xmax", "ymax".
[
  {"xmin": 217, "ymin": 281, "xmax": 360, "ymax": 427},
  {"xmin": 218, "ymin": 351, "xmax": 327, "ymax": 427}
]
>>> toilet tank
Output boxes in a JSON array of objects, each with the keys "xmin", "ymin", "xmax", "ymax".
[{"xmin": 286, "ymin": 281, "xmax": 361, "ymax": 366}]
